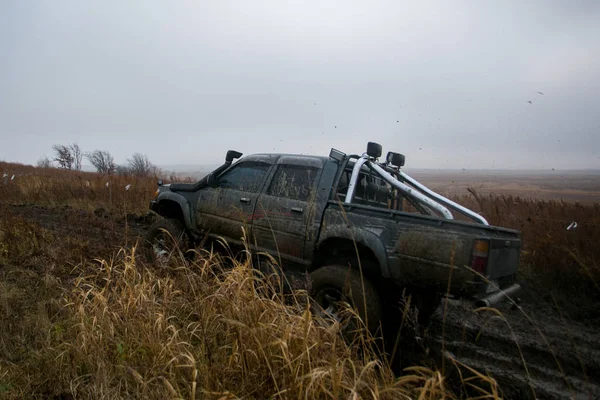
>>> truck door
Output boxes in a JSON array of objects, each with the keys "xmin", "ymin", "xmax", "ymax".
[
  {"xmin": 196, "ymin": 161, "xmax": 271, "ymax": 247},
  {"xmin": 253, "ymin": 163, "xmax": 321, "ymax": 264}
]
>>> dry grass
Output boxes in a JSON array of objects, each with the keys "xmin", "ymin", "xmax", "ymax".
[
  {"xmin": 0, "ymin": 162, "xmax": 160, "ymax": 216},
  {"xmin": 0, "ymin": 230, "xmax": 499, "ymax": 399}
]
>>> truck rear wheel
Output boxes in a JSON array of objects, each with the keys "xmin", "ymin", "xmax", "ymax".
[
  {"xmin": 144, "ymin": 218, "xmax": 190, "ymax": 264},
  {"xmin": 413, "ymin": 293, "xmax": 441, "ymax": 326},
  {"xmin": 384, "ymin": 289, "xmax": 441, "ymax": 329},
  {"xmin": 310, "ymin": 264, "xmax": 382, "ymax": 334}
]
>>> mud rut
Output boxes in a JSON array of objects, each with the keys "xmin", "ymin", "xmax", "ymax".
[
  {"xmin": 426, "ymin": 298, "xmax": 600, "ymax": 399},
  {"xmin": 7, "ymin": 204, "xmax": 600, "ymax": 400}
]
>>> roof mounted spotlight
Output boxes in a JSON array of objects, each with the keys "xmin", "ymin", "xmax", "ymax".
[
  {"xmin": 366, "ymin": 142, "xmax": 382, "ymax": 159},
  {"xmin": 329, "ymin": 148, "xmax": 346, "ymax": 162},
  {"xmin": 386, "ymin": 152, "xmax": 405, "ymax": 168}
]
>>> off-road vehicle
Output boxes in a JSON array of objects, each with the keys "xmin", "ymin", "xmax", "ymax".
[{"xmin": 145, "ymin": 142, "xmax": 521, "ymax": 330}]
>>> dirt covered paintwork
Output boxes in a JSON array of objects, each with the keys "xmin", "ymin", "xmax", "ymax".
[
  {"xmin": 317, "ymin": 200, "xmax": 516, "ymax": 297},
  {"xmin": 391, "ymin": 227, "xmax": 477, "ymax": 292}
]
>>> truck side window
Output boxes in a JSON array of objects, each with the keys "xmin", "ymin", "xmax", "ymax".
[
  {"xmin": 267, "ymin": 165, "xmax": 319, "ymax": 201},
  {"xmin": 217, "ymin": 162, "xmax": 270, "ymax": 192}
]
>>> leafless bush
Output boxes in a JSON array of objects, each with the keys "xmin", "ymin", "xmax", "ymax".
[
  {"xmin": 127, "ymin": 153, "xmax": 155, "ymax": 177},
  {"xmin": 52, "ymin": 144, "xmax": 75, "ymax": 170},
  {"xmin": 51, "ymin": 143, "xmax": 83, "ymax": 170},
  {"xmin": 70, "ymin": 143, "xmax": 83, "ymax": 171},
  {"xmin": 85, "ymin": 150, "xmax": 115, "ymax": 174},
  {"xmin": 36, "ymin": 156, "xmax": 52, "ymax": 168},
  {"xmin": 115, "ymin": 164, "xmax": 131, "ymax": 176}
]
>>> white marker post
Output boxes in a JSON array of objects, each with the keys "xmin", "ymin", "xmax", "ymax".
[
  {"xmin": 124, "ymin": 184, "xmax": 131, "ymax": 245},
  {"xmin": 106, "ymin": 181, "xmax": 112, "ymax": 205}
]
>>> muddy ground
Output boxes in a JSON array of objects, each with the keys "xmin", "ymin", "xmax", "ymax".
[
  {"xmin": 4, "ymin": 203, "xmax": 600, "ymax": 399},
  {"xmin": 426, "ymin": 295, "xmax": 600, "ymax": 399}
]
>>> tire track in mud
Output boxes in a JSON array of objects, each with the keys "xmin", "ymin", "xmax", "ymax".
[
  {"xmin": 6, "ymin": 203, "xmax": 153, "ymax": 247},
  {"xmin": 426, "ymin": 298, "xmax": 600, "ymax": 399}
]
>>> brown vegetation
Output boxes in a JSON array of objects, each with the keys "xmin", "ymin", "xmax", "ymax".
[
  {"xmin": 0, "ymin": 209, "xmax": 497, "ymax": 399},
  {"xmin": 1, "ymin": 161, "xmax": 599, "ymax": 398},
  {"xmin": 457, "ymin": 189, "xmax": 600, "ymax": 318}
]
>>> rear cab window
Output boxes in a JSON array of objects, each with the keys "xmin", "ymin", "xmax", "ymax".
[
  {"xmin": 335, "ymin": 165, "xmax": 428, "ymax": 214},
  {"xmin": 267, "ymin": 164, "xmax": 320, "ymax": 201}
]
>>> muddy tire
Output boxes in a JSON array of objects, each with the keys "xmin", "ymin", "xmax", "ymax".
[
  {"xmin": 144, "ymin": 218, "xmax": 190, "ymax": 264},
  {"xmin": 385, "ymin": 289, "xmax": 441, "ymax": 328},
  {"xmin": 413, "ymin": 293, "xmax": 441, "ymax": 326},
  {"xmin": 310, "ymin": 264, "xmax": 382, "ymax": 334}
]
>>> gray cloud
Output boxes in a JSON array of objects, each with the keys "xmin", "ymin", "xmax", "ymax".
[{"xmin": 1, "ymin": 1, "xmax": 599, "ymax": 170}]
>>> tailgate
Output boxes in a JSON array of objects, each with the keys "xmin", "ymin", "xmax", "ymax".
[{"xmin": 486, "ymin": 237, "xmax": 521, "ymax": 280}]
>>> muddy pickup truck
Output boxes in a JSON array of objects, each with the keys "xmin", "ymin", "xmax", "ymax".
[{"xmin": 145, "ymin": 142, "xmax": 521, "ymax": 330}]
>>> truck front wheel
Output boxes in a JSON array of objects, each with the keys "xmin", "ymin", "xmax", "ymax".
[
  {"xmin": 310, "ymin": 265, "xmax": 382, "ymax": 334},
  {"xmin": 144, "ymin": 218, "xmax": 190, "ymax": 264}
]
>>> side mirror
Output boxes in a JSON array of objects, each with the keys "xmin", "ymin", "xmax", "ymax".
[
  {"xmin": 329, "ymin": 148, "xmax": 346, "ymax": 161},
  {"xmin": 226, "ymin": 150, "xmax": 243, "ymax": 163}
]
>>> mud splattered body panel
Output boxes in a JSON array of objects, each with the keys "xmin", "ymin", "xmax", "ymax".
[
  {"xmin": 252, "ymin": 156, "xmax": 332, "ymax": 265},
  {"xmin": 318, "ymin": 202, "xmax": 520, "ymax": 297},
  {"xmin": 195, "ymin": 161, "xmax": 272, "ymax": 245}
]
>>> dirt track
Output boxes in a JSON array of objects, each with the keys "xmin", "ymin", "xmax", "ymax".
[
  {"xmin": 6, "ymin": 203, "xmax": 600, "ymax": 399},
  {"xmin": 7, "ymin": 203, "xmax": 151, "ymax": 253},
  {"xmin": 427, "ymin": 297, "xmax": 600, "ymax": 399}
]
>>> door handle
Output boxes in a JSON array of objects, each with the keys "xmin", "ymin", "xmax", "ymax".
[
  {"xmin": 291, "ymin": 207, "xmax": 304, "ymax": 213},
  {"xmin": 240, "ymin": 197, "xmax": 251, "ymax": 204}
]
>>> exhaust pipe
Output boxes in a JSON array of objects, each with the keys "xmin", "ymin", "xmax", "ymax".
[{"xmin": 475, "ymin": 283, "xmax": 522, "ymax": 308}]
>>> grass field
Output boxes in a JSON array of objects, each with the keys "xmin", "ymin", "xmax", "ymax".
[
  {"xmin": 1, "ymin": 161, "xmax": 599, "ymax": 399},
  {"xmin": 408, "ymin": 169, "xmax": 600, "ymax": 204}
]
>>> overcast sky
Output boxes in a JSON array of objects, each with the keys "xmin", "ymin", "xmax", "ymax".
[{"xmin": 1, "ymin": 1, "xmax": 599, "ymax": 170}]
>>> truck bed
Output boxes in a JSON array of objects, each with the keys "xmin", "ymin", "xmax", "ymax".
[{"xmin": 319, "ymin": 201, "xmax": 520, "ymax": 298}]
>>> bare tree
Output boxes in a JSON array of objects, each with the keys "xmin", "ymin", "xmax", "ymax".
[
  {"xmin": 52, "ymin": 145, "xmax": 74, "ymax": 170},
  {"xmin": 127, "ymin": 153, "xmax": 154, "ymax": 176},
  {"xmin": 70, "ymin": 143, "xmax": 83, "ymax": 171},
  {"xmin": 86, "ymin": 150, "xmax": 115, "ymax": 174},
  {"xmin": 37, "ymin": 156, "xmax": 52, "ymax": 168}
]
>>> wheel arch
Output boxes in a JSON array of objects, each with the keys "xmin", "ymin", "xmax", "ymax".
[
  {"xmin": 154, "ymin": 193, "xmax": 193, "ymax": 229},
  {"xmin": 313, "ymin": 228, "xmax": 390, "ymax": 278}
]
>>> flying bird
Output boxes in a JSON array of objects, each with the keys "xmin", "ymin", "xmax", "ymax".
[
  {"xmin": 537, "ymin": 91, "xmax": 544, "ymax": 95},
  {"xmin": 527, "ymin": 101, "xmax": 532, "ymax": 104}
]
